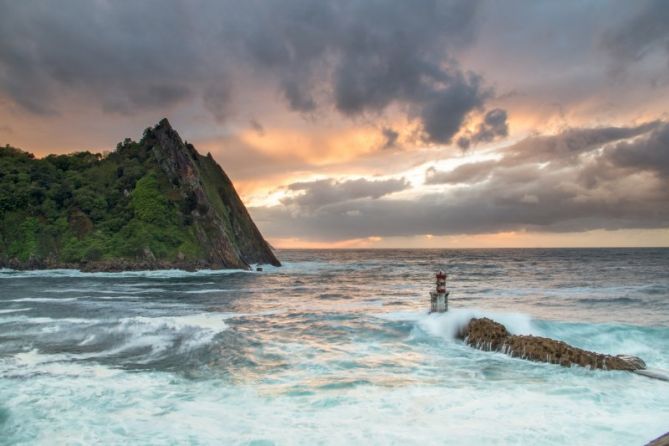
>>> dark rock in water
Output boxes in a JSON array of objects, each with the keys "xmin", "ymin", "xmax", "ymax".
[
  {"xmin": 647, "ymin": 432, "xmax": 669, "ymax": 446},
  {"xmin": 458, "ymin": 318, "xmax": 646, "ymax": 371}
]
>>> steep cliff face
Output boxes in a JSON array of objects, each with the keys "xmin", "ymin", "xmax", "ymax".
[
  {"xmin": 146, "ymin": 119, "xmax": 280, "ymax": 269},
  {"xmin": 0, "ymin": 119, "xmax": 279, "ymax": 270}
]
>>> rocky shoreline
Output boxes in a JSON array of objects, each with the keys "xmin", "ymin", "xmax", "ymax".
[
  {"xmin": 0, "ymin": 258, "xmax": 263, "ymax": 272},
  {"xmin": 457, "ymin": 317, "xmax": 646, "ymax": 371}
]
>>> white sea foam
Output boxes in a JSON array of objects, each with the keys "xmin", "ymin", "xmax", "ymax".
[
  {"xmin": 376, "ymin": 308, "xmax": 538, "ymax": 340},
  {"xmin": 0, "ymin": 268, "xmax": 252, "ymax": 279},
  {"xmin": 91, "ymin": 313, "xmax": 236, "ymax": 358},
  {"xmin": 0, "ymin": 307, "xmax": 31, "ymax": 314},
  {"xmin": 9, "ymin": 297, "xmax": 78, "ymax": 302},
  {"xmin": 1, "ymin": 312, "xmax": 236, "ymax": 367},
  {"xmin": 0, "ymin": 315, "xmax": 93, "ymax": 325},
  {"xmin": 183, "ymin": 288, "xmax": 237, "ymax": 294},
  {"xmin": 2, "ymin": 349, "xmax": 122, "ymax": 379},
  {"xmin": 121, "ymin": 312, "xmax": 233, "ymax": 333},
  {"xmin": 183, "ymin": 285, "xmax": 317, "ymax": 294},
  {"xmin": 1, "ymin": 361, "xmax": 666, "ymax": 446},
  {"xmin": 43, "ymin": 287, "xmax": 166, "ymax": 294}
]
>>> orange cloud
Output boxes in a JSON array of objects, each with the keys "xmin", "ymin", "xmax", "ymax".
[
  {"xmin": 238, "ymin": 125, "xmax": 381, "ymax": 166},
  {"xmin": 269, "ymin": 236, "xmax": 384, "ymax": 249},
  {"xmin": 267, "ymin": 229, "xmax": 669, "ymax": 249}
]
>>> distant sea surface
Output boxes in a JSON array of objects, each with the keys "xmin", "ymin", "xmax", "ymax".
[{"xmin": 1, "ymin": 248, "xmax": 668, "ymax": 445}]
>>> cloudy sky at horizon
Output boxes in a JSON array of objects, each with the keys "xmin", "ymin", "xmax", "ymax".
[{"xmin": 1, "ymin": 0, "xmax": 668, "ymax": 248}]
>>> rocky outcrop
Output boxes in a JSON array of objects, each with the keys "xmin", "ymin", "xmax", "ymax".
[
  {"xmin": 144, "ymin": 119, "xmax": 280, "ymax": 269},
  {"xmin": 647, "ymin": 432, "xmax": 669, "ymax": 446},
  {"xmin": 458, "ymin": 318, "xmax": 646, "ymax": 371}
]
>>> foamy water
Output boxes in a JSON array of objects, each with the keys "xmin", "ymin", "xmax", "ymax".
[{"xmin": 0, "ymin": 249, "xmax": 668, "ymax": 444}]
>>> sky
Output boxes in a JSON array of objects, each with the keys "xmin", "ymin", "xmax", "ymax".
[{"xmin": 1, "ymin": 0, "xmax": 668, "ymax": 248}]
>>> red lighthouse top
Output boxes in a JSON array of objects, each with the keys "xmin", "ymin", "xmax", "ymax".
[{"xmin": 436, "ymin": 271, "xmax": 447, "ymax": 280}]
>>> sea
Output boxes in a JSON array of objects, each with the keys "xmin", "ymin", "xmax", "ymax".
[{"xmin": 0, "ymin": 248, "xmax": 668, "ymax": 445}]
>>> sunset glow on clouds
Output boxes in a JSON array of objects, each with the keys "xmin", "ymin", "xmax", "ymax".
[{"xmin": 1, "ymin": 0, "xmax": 668, "ymax": 247}]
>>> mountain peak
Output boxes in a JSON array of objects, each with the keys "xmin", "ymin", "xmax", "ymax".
[{"xmin": 157, "ymin": 117, "xmax": 172, "ymax": 129}]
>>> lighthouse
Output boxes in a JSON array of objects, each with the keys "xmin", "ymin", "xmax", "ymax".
[{"xmin": 430, "ymin": 270, "xmax": 449, "ymax": 313}]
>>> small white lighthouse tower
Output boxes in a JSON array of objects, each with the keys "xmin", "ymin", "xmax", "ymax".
[{"xmin": 430, "ymin": 270, "xmax": 449, "ymax": 313}]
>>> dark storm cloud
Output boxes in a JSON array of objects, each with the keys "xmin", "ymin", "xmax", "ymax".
[
  {"xmin": 418, "ymin": 72, "xmax": 489, "ymax": 144},
  {"xmin": 502, "ymin": 122, "xmax": 661, "ymax": 165},
  {"xmin": 103, "ymin": 84, "xmax": 192, "ymax": 114},
  {"xmin": 282, "ymin": 177, "xmax": 410, "ymax": 211},
  {"xmin": 253, "ymin": 122, "xmax": 669, "ymax": 240},
  {"xmin": 603, "ymin": 0, "xmax": 669, "ymax": 66},
  {"xmin": 380, "ymin": 127, "xmax": 400, "ymax": 150},
  {"xmin": 608, "ymin": 122, "xmax": 669, "ymax": 176},
  {"xmin": 457, "ymin": 108, "xmax": 508, "ymax": 149},
  {"xmin": 203, "ymin": 84, "xmax": 233, "ymax": 123},
  {"xmin": 0, "ymin": 0, "xmax": 208, "ymax": 115},
  {"xmin": 0, "ymin": 0, "xmax": 499, "ymax": 144},
  {"xmin": 473, "ymin": 109, "xmax": 508, "ymax": 143}
]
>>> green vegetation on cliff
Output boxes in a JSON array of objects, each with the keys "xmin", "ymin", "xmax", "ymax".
[{"xmin": 0, "ymin": 119, "xmax": 279, "ymax": 270}]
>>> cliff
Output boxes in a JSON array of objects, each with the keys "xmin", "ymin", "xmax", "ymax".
[{"xmin": 0, "ymin": 119, "xmax": 280, "ymax": 271}]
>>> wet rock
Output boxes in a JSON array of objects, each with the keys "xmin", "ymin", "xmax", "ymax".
[
  {"xmin": 647, "ymin": 432, "xmax": 669, "ymax": 446},
  {"xmin": 458, "ymin": 318, "xmax": 646, "ymax": 371}
]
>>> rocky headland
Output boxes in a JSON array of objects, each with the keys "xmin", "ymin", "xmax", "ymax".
[{"xmin": 0, "ymin": 119, "xmax": 279, "ymax": 271}]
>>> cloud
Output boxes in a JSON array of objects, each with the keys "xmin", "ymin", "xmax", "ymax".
[
  {"xmin": 282, "ymin": 177, "xmax": 410, "ymax": 211},
  {"xmin": 473, "ymin": 108, "xmax": 509, "ymax": 143},
  {"xmin": 103, "ymin": 84, "xmax": 192, "ymax": 114},
  {"xmin": 418, "ymin": 72, "xmax": 490, "ymax": 144},
  {"xmin": 425, "ymin": 160, "xmax": 497, "ymax": 185},
  {"xmin": 501, "ymin": 122, "xmax": 661, "ymax": 166},
  {"xmin": 0, "ymin": 0, "xmax": 502, "ymax": 145},
  {"xmin": 608, "ymin": 122, "xmax": 669, "ymax": 176},
  {"xmin": 380, "ymin": 127, "xmax": 399, "ymax": 150},
  {"xmin": 252, "ymin": 121, "xmax": 669, "ymax": 241},
  {"xmin": 602, "ymin": 0, "xmax": 669, "ymax": 66},
  {"xmin": 249, "ymin": 119, "xmax": 264, "ymax": 136},
  {"xmin": 457, "ymin": 108, "xmax": 508, "ymax": 149},
  {"xmin": 0, "ymin": 1, "xmax": 207, "ymax": 115},
  {"xmin": 203, "ymin": 84, "xmax": 233, "ymax": 123}
]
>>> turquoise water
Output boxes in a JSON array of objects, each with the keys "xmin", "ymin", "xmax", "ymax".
[{"xmin": 0, "ymin": 249, "xmax": 668, "ymax": 445}]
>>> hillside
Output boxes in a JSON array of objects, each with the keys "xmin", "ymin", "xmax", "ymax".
[{"xmin": 0, "ymin": 119, "xmax": 280, "ymax": 271}]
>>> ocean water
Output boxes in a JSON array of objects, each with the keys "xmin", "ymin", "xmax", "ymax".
[{"xmin": 0, "ymin": 248, "xmax": 668, "ymax": 445}]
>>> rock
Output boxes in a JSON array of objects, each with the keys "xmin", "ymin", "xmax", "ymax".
[
  {"xmin": 146, "ymin": 119, "xmax": 280, "ymax": 269},
  {"xmin": 458, "ymin": 318, "xmax": 646, "ymax": 371},
  {"xmin": 143, "ymin": 247, "xmax": 156, "ymax": 261},
  {"xmin": 647, "ymin": 432, "xmax": 669, "ymax": 446}
]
